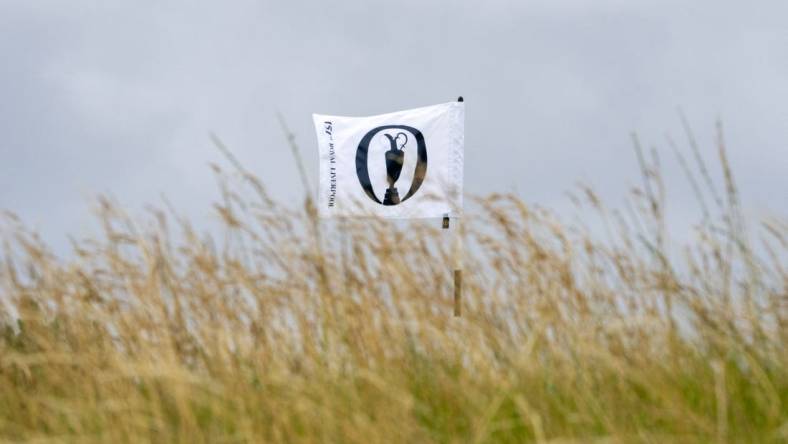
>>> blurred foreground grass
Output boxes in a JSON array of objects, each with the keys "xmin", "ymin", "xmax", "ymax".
[{"xmin": 1, "ymin": 126, "xmax": 786, "ymax": 443}]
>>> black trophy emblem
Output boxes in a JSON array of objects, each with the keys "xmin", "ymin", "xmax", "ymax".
[
  {"xmin": 356, "ymin": 124, "xmax": 427, "ymax": 206},
  {"xmin": 383, "ymin": 132, "xmax": 407, "ymax": 205}
]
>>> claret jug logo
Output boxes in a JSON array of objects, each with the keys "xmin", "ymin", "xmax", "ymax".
[{"xmin": 355, "ymin": 125, "xmax": 427, "ymax": 205}]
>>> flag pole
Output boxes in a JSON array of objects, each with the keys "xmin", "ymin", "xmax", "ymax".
[
  {"xmin": 447, "ymin": 96, "xmax": 464, "ymax": 316},
  {"xmin": 453, "ymin": 222, "xmax": 463, "ymax": 317}
]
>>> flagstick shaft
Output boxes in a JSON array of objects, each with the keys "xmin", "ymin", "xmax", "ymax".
[
  {"xmin": 444, "ymin": 215, "xmax": 463, "ymax": 317},
  {"xmin": 453, "ymin": 96, "xmax": 464, "ymax": 316},
  {"xmin": 453, "ymin": 269, "xmax": 462, "ymax": 316}
]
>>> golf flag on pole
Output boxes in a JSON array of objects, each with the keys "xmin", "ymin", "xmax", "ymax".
[{"xmin": 313, "ymin": 101, "xmax": 464, "ymax": 219}]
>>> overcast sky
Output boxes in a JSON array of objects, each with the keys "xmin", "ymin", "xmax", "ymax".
[{"xmin": 1, "ymin": 1, "xmax": 786, "ymax": 253}]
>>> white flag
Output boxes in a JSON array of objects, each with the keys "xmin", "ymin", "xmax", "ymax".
[{"xmin": 313, "ymin": 101, "xmax": 464, "ymax": 219}]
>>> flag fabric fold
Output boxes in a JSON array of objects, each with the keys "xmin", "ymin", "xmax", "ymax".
[{"xmin": 313, "ymin": 101, "xmax": 464, "ymax": 219}]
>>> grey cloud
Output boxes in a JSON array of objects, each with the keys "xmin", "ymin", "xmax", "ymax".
[{"xmin": 1, "ymin": 0, "xmax": 786, "ymax": 253}]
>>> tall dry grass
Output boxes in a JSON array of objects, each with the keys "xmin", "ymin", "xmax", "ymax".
[{"xmin": 1, "ymin": 124, "xmax": 786, "ymax": 443}]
